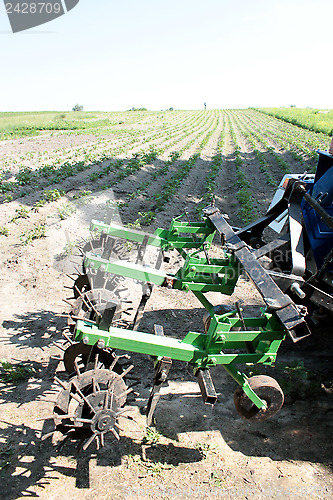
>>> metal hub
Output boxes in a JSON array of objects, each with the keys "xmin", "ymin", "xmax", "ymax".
[{"xmin": 92, "ymin": 410, "xmax": 116, "ymax": 433}]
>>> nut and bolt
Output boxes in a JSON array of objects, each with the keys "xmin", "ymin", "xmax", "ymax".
[
  {"xmin": 82, "ymin": 336, "xmax": 89, "ymax": 345},
  {"xmin": 97, "ymin": 339, "xmax": 106, "ymax": 349}
]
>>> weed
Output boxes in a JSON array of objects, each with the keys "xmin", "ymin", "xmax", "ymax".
[
  {"xmin": 125, "ymin": 219, "xmax": 141, "ymax": 229},
  {"xmin": 72, "ymin": 190, "xmax": 92, "ymax": 200},
  {"xmin": 196, "ymin": 442, "xmax": 217, "ymax": 459},
  {"xmin": 276, "ymin": 360, "xmax": 316, "ymax": 399},
  {"xmin": 15, "ymin": 167, "xmax": 34, "ymax": 185},
  {"xmin": 4, "ymin": 194, "xmax": 13, "ymax": 203},
  {"xmin": 142, "ymin": 460, "xmax": 173, "ymax": 476},
  {"xmin": 0, "ymin": 226, "xmax": 9, "ymax": 236},
  {"xmin": 143, "ymin": 427, "xmax": 161, "ymax": 445},
  {"xmin": 210, "ymin": 471, "xmax": 226, "ymax": 487},
  {"xmin": 20, "ymin": 224, "xmax": 46, "ymax": 244},
  {"xmin": 0, "ymin": 359, "xmax": 36, "ymax": 383}
]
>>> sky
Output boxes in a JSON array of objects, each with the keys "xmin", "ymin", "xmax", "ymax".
[{"xmin": 0, "ymin": 0, "xmax": 332, "ymax": 111}]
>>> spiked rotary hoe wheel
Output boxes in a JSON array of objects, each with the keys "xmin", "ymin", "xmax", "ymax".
[{"xmin": 52, "ymin": 355, "xmax": 133, "ymax": 450}]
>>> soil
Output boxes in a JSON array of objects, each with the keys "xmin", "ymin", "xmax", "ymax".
[{"xmin": 0, "ymin": 112, "xmax": 332, "ymax": 500}]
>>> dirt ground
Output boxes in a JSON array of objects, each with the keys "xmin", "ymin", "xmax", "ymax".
[{"xmin": 0, "ymin": 117, "xmax": 333, "ymax": 499}]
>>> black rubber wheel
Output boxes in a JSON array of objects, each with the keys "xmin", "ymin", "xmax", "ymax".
[{"xmin": 234, "ymin": 375, "xmax": 284, "ymax": 421}]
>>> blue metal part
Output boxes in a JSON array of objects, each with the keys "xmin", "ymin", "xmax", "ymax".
[{"xmin": 302, "ymin": 151, "xmax": 333, "ymax": 271}]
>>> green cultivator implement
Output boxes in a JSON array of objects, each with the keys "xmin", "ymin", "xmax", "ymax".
[
  {"xmin": 48, "ymin": 204, "xmax": 312, "ymax": 450},
  {"xmin": 47, "ymin": 148, "xmax": 333, "ymax": 450}
]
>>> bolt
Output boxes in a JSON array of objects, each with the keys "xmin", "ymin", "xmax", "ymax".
[
  {"xmin": 97, "ymin": 339, "xmax": 106, "ymax": 349},
  {"xmin": 290, "ymin": 282, "xmax": 306, "ymax": 299},
  {"xmin": 218, "ymin": 335, "xmax": 226, "ymax": 342},
  {"xmin": 210, "ymin": 357, "xmax": 217, "ymax": 365},
  {"xmin": 191, "ymin": 266, "xmax": 196, "ymax": 272},
  {"xmin": 100, "ymin": 265, "xmax": 106, "ymax": 272},
  {"xmin": 82, "ymin": 336, "xmax": 89, "ymax": 345}
]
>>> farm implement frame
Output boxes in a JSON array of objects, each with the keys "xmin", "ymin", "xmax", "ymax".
[{"xmin": 47, "ymin": 148, "xmax": 332, "ymax": 451}]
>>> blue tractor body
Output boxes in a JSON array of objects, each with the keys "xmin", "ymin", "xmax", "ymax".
[{"xmin": 302, "ymin": 151, "xmax": 333, "ymax": 272}]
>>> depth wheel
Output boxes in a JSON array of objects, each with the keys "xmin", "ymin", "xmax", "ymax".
[{"xmin": 234, "ymin": 375, "xmax": 284, "ymax": 421}]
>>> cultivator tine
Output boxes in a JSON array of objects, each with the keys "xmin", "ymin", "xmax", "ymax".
[
  {"xmin": 111, "ymin": 428, "xmax": 120, "ymax": 440},
  {"xmin": 74, "ymin": 360, "xmax": 81, "ymax": 378},
  {"xmin": 109, "ymin": 355, "xmax": 120, "ymax": 373},
  {"xmin": 100, "ymin": 433, "xmax": 105, "ymax": 448},
  {"xmin": 41, "ymin": 431, "xmax": 57, "ymax": 441},
  {"xmin": 82, "ymin": 432, "xmax": 98, "ymax": 451},
  {"xmin": 62, "ymin": 332, "xmax": 74, "ymax": 345},
  {"xmin": 115, "ymin": 387, "xmax": 133, "ymax": 401},
  {"xmin": 54, "ymin": 376, "xmax": 68, "ymax": 390},
  {"xmin": 120, "ymin": 364, "xmax": 134, "ymax": 378},
  {"xmin": 63, "ymin": 299, "xmax": 74, "ymax": 307}
]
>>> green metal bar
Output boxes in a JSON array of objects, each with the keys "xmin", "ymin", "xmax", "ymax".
[
  {"xmin": 90, "ymin": 218, "xmax": 217, "ymax": 251},
  {"xmin": 223, "ymin": 365, "xmax": 267, "ymax": 409},
  {"xmin": 75, "ymin": 320, "xmax": 283, "ymax": 368},
  {"xmin": 75, "ymin": 321, "xmax": 204, "ymax": 363},
  {"xmin": 85, "ymin": 253, "xmax": 167, "ymax": 285}
]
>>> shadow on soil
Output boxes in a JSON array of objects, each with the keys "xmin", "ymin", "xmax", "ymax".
[{"xmin": 1, "ymin": 304, "xmax": 333, "ymax": 498}]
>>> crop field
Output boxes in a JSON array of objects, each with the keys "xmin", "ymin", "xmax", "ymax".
[{"xmin": 0, "ymin": 109, "xmax": 332, "ymax": 499}]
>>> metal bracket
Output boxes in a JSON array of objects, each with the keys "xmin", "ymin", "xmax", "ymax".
[
  {"xmin": 204, "ymin": 206, "xmax": 311, "ymax": 342},
  {"xmin": 146, "ymin": 325, "xmax": 173, "ymax": 426}
]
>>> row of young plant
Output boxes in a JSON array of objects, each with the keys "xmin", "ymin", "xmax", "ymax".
[
  {"xmin": 0, "ymin": 112, "xmax": 222, "ymax": 238},
  {"xmin": 148, "ymin": 115, "xmax": 222, "ymax": 215},
  {"xmin": 231, "ymin": 113, "xmax": 277, "ymax": 187},
  {"xmin": 245, "ymin": 110, "xmax": 328, "ymax": 168},
  {"xmin": 1, "ymin": 109, "xmax": 201, "ymax": 174},
  {"xmin": 0, "ymin": 188, "xmax": 67, "ymax": 241},
  {"xmin": 116, "ymin": 113, "xmax": 223, "ymax": 224},
  {"xmin": 87, "ymin": 111, "xmax": 220, "ymax": 196},
  {"xmin": 228, "ymin": 116, "xmax": 257, "ymax": 223},
  {"xmin": 0, "ymin": 111, "xmax": 207, "ymax": 199},
  {"xmin": 195, "ymin": 120, "xmax": 226, "ymax": 215},
  {"xmin": 234, "ymin": 111, "xmax": 293, "ymax": 175}
]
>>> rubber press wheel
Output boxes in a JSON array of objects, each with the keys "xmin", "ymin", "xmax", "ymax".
[{"xmin": 234, "ymin": 375, "xmax": 284, "ymax": 421}]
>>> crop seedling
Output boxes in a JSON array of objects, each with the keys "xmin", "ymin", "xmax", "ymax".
[
  {"xmin": 11, "ymin": 205, "xmax": 30, "ymax": 223},
  {"xmin": 43, "ymin": 189, "xmax": 63, "ymax": 202},
  {"xmin": 0, "ymin": 226, "xmax": 9, "ymax": 236},
  {"xmin": 20, "ymin": 224, "xmax": 46, "ymax": 245},
  {"xmin": 57, "ymin": 203, "xmax": 76, "ymax": 220}
]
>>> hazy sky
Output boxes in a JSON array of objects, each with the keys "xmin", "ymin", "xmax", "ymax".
[{"xmin": 1, "ymin": 0, "xmax": 332, "ymax": 111}]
